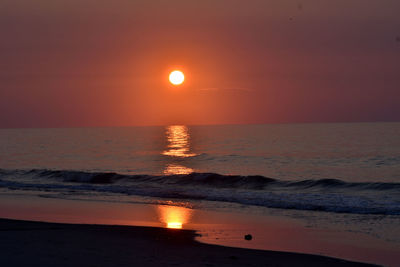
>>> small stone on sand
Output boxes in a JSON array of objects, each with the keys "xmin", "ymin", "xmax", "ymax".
[{"xmin": 244, "ymin": 234, "xmax": 252, "ymax": 241}]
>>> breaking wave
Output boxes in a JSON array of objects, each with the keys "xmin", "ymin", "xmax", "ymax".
[{"xmin": 0, "ymin": 169, "xmax": 399, "ymax": 215}]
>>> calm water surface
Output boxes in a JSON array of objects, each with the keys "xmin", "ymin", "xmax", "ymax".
[{"xmin": 1, "ymin": 122, "xmax": 399, "ymax": 182}]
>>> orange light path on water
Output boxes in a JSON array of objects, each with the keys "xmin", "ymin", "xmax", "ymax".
[
  {"xmin": 163, "ymin": 164, "xmax": 194, "ymax": 175},
  {"xmin": 162, "ymin": 125, "xmax": 197, "ymax": 158}
]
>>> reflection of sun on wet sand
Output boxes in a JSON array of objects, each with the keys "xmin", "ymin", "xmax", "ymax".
[{"xmin": 157, "ymin": 205, "xmax": 193, "ymax": 229}]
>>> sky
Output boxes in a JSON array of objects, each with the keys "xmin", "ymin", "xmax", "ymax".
[{"xmin": 1, "ymin": 0, "xmax": 400, "ymax": 127}]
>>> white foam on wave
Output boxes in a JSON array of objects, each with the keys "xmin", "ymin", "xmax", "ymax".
[{"xmin": 0, "ymin": 169, "xmax": 399, "ymax": 215}]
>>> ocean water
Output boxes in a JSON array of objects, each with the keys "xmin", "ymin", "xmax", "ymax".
[{"xmin": 0, "ymin": 123, "xmax": 399, "ymax": 216}]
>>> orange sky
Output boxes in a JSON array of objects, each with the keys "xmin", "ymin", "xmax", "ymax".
[{"xmin": 1, "ymin": 0, "xmax": 400, "ymax": 127}]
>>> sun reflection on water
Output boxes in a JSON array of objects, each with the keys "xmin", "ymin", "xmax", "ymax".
[
  {"xmin": 162, "ymin": 125, "xmax": 196, "ymax": 158},
  {"xmin": 163, "ymin": 164, "xmax": 194, "ymax": 175},
  {"xmin": 162, "ymin": 125, "xmax": 196, "ymax": 175},
  {"xmin": 157, "ymin": 205, "xmax": 193, "ymax": 229}
]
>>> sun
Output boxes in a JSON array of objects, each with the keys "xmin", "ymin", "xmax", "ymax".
[{"xmin": 169, "ymin": 70, "xmax": 185, "ymax": 85}]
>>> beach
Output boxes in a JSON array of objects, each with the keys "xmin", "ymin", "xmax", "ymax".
[
  {"xmin": 0, "ymin": 218, "xmax": 377, "ymax": 267},
  {"xmin": 1, "ymin": 193, "xmax": 398, "ymax": 266},
  {"xmin": 0, "ymin": 124, "xmax": 399, "ymax": 266},
  {"xmin": 2, "ymin": 0, "xmax": 400, "ymax": 265}
]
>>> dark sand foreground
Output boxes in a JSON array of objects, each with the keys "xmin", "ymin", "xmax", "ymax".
[{"xmin": 0, "ymin": 219, "xmax": 377, "ymax": 267}]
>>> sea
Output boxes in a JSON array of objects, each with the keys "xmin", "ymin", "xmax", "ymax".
[{"xmin": 0, "ymin": 123, "xmax": 399, "ymax": 246}]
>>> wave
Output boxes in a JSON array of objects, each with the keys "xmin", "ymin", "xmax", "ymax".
[
  {"xmin": 0, "ymin": 169, "xmax": 399, "ymax": 215},
  {"xmin": 4, "ymin": 169, "xmax": 399, "ymax": 190}
]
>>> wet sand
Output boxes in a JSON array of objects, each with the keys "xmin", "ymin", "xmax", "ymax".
[
  {"xmin": 0, "ymin": 218, "xmax": 377, "ymax": 267},
  {"xmin": 1, "ymin": 193, "xmax": 398, "ymax": 266}
]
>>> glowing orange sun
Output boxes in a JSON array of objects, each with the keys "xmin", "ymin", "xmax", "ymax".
[{"xmin": 169, "ymin": 70, "xmax": 185, "ymax": 85}]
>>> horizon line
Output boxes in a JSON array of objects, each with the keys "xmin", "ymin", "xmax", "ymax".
[{"xmin": 0, "ymin": 120, "xmax": 399, "ymax": 130}]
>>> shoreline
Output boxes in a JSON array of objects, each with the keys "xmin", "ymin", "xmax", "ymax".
[
  {"xmin": 0, "ymin": 218, "xmax": 377, "ymax": 267},
  {"xmin": 0, "ymin": 192, "xmax": 398, "ymax": 266}
]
